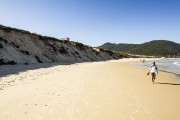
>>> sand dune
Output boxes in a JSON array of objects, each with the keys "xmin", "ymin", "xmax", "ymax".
[
  {"xmin": 0, "ymin": 25, "xmax": 119, "ymax": 65},
  {"xmin": 0, "ymin": 59, "xmax": 179, "ymax": 120}
]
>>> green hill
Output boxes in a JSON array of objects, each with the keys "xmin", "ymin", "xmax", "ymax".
[{"xmin": 99, "ymin": 40, "xmax": 180, "ymax": 56}]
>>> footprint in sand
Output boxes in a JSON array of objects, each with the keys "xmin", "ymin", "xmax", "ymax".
[
  {"xmin": 93, "ymin": 111, "xmax": 100, "ymax": 115},
  {"xmin": 80, "ymin": 115, "xmax": 84, "ymax": 118},
  {"xmin": 86, "ymin": 102, "xmax": 89, "ymax": 108},
  {"xmin": 95, "ymin": 105, "xmax": 101, "ymax": 108},
  {"xmin": 128, "ymin": 103, "xmax": 132, "ymax": 106},
  {"xmin": 133, "ymin": 110, "xmax": 138, "ymax": 114},
  {"xmin": 106, "ymin": 101, "xmax": 110, "ymax": 105},
  {"xmin": 130, "ymin": 116, "xmax": 135, "ymax": 120}
]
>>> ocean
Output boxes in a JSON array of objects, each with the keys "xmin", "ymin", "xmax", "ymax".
[{"xmin": 133, "ymin": 58, "xmax": 180, "ymax": 81}]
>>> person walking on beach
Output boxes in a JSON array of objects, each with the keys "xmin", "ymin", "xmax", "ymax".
[{"xmin": 148, "ymin": 62, "xmax": 158, "ymax": 83}]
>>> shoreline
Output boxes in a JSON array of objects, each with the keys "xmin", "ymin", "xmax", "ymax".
[
  {"xmin": 130, "ymin": 58, "xmax": 180, "ymax": 82},
  {"xmin": 132, "ymin": 63, "xmax": 180, "ymax": 81}
]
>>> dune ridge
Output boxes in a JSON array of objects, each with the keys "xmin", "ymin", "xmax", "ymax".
[{"xmin": 0, "ymin": 25, "xmax": 120, "ymax": 65}]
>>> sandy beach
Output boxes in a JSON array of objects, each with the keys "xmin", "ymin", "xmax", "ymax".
[{"xmin": 0, "ymin": 59, "xmax": 180, "ymax": 120}]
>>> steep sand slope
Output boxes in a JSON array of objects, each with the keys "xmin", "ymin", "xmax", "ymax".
[{"xmin": 0, "ymin": 25, "xmax": 119, "ymax": 65}]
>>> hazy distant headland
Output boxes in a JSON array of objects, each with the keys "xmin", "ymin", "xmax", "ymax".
[{"xmin": 100, "ymin": 40, "xmax": 180, "ymax": 58}]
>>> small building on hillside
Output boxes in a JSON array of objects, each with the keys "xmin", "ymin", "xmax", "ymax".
[{"xmin": 60, "ymin": 37, "xmax": 70, "ymax": 41}]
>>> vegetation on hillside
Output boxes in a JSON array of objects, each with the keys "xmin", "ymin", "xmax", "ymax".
[{"xmin": 99, "ymin": 40, "xmax": 180, "ymax": 57}]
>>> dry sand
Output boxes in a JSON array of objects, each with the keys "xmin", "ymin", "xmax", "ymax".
[{"xmin": 0, "ymin": 58, "xmax": 180, "ymax": 120}]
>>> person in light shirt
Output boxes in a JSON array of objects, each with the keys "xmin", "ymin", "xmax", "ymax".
[{"xmin": 148, "ymin": 62, "xmax": 158, "ymax": 83}]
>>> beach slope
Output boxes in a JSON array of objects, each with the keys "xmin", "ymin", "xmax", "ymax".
[{"xmin": 0, "ymin": 59, "xmax": 179, "ymax": 120}]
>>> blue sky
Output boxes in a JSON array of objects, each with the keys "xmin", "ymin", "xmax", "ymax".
[{"xmin": 0, "ymin": 0, "xmax": 180, "ymax": 46}]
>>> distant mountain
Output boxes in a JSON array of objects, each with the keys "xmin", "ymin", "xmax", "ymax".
[{"xmin": 99, "ymin": 40, "xmax": 180, "ymax": 56}]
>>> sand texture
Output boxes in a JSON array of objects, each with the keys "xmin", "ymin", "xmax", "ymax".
[{"xmin": 0, "ymin": 59, "xmax": 179, "ymax": 120}]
